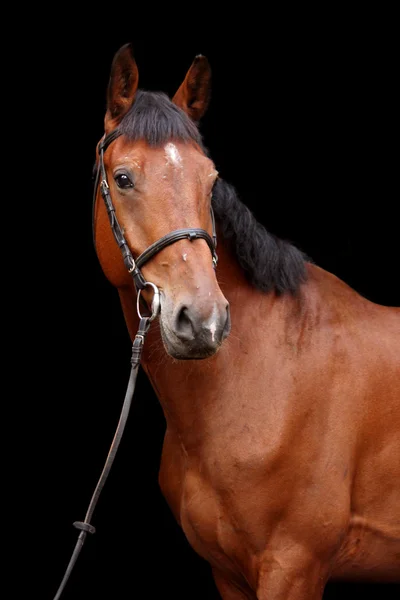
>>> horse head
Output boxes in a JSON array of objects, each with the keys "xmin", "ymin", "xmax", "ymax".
[{"xmin": 93, "ymin": 44, "xmax": 230, "ymax": 359}]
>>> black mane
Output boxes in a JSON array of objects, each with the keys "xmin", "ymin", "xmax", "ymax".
[
  {"xmin": 119, "ymin": 90, "xmax": 204, "ymax": 148},
  {"xmin": 212, "ymin": 179, "xmax": 307, "ymax": 294},
  {"xmin": 117, "ymin": 90, "xmax": 308, "ymax": 294}
]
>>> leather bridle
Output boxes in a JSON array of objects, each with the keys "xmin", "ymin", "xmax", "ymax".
[
  {"xmin": 53, "ymin": 130, "xmax": 218, "ymax": 600},
  {"xmin": 93, "ymin": 129, "xmax": 218, "ymax": 291}
]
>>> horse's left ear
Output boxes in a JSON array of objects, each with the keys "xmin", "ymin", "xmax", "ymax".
[
  {"xmin": 105, "ymin": 43, "xmax": 139, "ymax": 132},
  {"xmin": 172, "ymin": 55, "xmax": 211, "ymax": 122}
]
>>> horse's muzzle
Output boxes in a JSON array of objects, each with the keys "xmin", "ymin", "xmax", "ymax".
[{"xmin": 161, "ymin": 300, "xmax": 231, "ymax": 359}]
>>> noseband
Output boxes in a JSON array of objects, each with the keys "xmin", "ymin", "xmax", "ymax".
[
  {"xmin": 53, "ymin": 131, "xmax": 219, "ymax": 599},
  {"xmin": 93, "ymin": 129, "xmax": 218, "ymax": 291}
]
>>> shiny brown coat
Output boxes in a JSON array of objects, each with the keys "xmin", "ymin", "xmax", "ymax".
[{"xmin": 93, "ymin": 44, "xmax": 400, "ymax": 599}]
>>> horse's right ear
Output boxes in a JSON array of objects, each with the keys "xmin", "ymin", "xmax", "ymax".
[{"xmin": 105, "ymin": 44, "xmax": 139, "ymax": 132}]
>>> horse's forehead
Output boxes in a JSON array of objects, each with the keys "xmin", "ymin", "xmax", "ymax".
[
  {"xmin": 110, "ymin": 139, "xmax": 212, "ymax": 174},
  {"xmin": 164, "ymin": 142, "xmax": 183, "ymax": 168}
]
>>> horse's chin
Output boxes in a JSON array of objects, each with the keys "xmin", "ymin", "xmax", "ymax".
[{"xmin": 159, "ymin": 320, "xmax": 222, "ymax": 360}]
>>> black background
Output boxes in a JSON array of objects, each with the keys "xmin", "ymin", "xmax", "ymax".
[{"xmin": 32, "ymin": 10, "xmax": 399, "ymax": 600}]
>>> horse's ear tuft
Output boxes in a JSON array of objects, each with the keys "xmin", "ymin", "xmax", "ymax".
[
  {"xmin": 172, "ymin": 55, "xmax": 211, "ymax": 123},
  {"xmin": 105, "ymin": 43, "xmax": 139, "ymax": 132}
]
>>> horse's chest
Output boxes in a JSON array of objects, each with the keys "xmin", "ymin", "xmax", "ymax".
[
  {"xmin": 159, "ymin": 436, "xmax": 251, "ymax": 574},
  {"xmin": 177, "ymin": 469, "xmax": 253, "ymax": 576}
]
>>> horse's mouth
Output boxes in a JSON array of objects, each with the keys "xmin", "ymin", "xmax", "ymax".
[{"xmin": 159, "ymin": 318, "xmax": 228, "ymax": 360}]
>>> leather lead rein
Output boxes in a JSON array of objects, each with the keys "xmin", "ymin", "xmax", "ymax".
[{"xmin": 53, "ymin": 130, "xmax": 218, "ymax": 599}]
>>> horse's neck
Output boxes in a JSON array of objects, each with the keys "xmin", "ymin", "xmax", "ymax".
[
  {"xmin": 117, "ymin": 245, "xmax": 378, "ymax": 451},
  {"xmin": 118, "ymin": 241, "xmax": 306, "ymax": 439}
]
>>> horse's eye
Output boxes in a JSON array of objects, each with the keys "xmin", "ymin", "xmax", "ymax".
[{"xmin": 115, "ymin": 173, "xmax": 134, "ymax": 189}]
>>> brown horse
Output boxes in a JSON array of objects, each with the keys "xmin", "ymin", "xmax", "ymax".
[{"xmin": 92, "ymin": 44, "xmax": 400, "ymax": 599}]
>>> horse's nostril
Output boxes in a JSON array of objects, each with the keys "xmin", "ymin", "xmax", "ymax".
[
  {"xmin": 173, "ymin": 302, "xmax": 230, "ymax": 345},
  {"xmin": 175, "ymin": 306, "xmax": 195, "ymax": 340},
  {"xmin": 223, "ymin": 304, "xmax": 231, "ymax": 339}
]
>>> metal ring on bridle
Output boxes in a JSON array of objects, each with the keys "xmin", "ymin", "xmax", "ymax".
[{"xmin": 136, "ymin": 282, "xmax": 160, "ymax": 322}]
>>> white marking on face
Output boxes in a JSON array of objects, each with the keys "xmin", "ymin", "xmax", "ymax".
[
  {"xmin": 205, "ymin": 305, "xmax": 218, "ymax": 343},
  {"xmin": 209, "ymin": 320, "xmax": 217, "ymax": 342},
  {"xmin": 164, "ymin": 143, "xmax": 182, "ymax": 167},
  {"xmin": 182, "ymin": 253, "xmax": 187, "ymax": 261}
]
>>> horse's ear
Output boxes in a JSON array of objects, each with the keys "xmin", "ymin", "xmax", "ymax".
[
  {"xmin": 105, "ymin": 44, "xmax": 139, "ymax": 132},
  {"xmin": 172, "ymin": 55, "xmax": 211, "ymax": 122}
]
